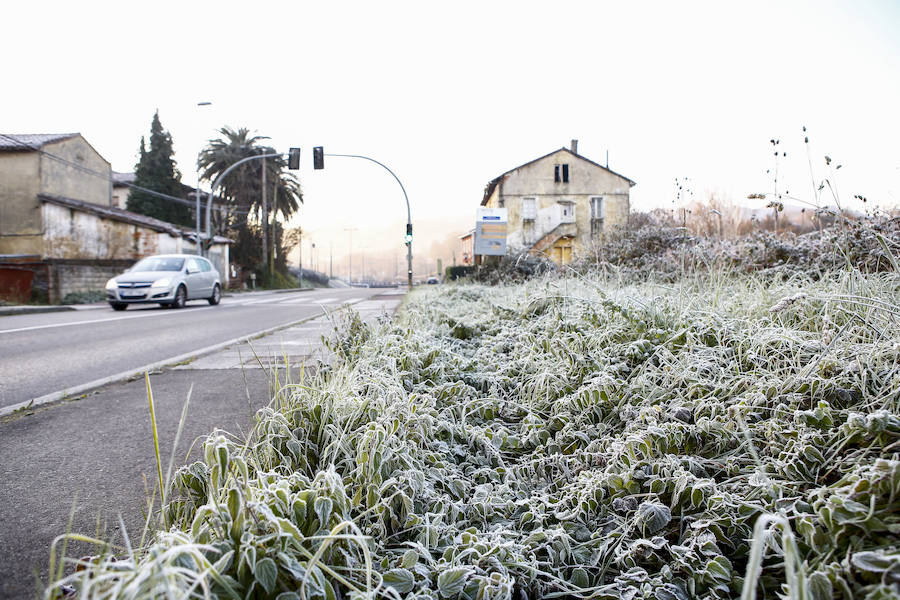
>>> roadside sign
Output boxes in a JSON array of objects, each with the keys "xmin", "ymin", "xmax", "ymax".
[{"xmin": 474, "ymin": 207, "xmax": 508, "ymax": 256}]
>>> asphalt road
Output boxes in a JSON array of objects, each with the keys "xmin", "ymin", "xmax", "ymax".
[{"xmin": 0, "ymin": 287, "xmax": 383, "ymax": 409}]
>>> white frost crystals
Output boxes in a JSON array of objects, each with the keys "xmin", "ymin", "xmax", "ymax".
[{"xmin": 51, "ymin": 270, "xmax": 900, "ymax": 600}]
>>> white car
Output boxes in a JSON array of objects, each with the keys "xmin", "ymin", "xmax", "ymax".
[{"xmin": 105, "ymin": 254, "xmax": 222, "ymax": 310}]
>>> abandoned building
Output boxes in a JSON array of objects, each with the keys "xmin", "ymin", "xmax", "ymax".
[
  {"xmin": 0, "ymin": 133, "xmax": 230, "ymax": 303},
  {"xmin": 480, "ymin": 140, "xmax": 635, "ymax": 264}
]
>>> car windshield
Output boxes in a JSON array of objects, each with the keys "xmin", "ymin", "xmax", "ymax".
[{"xmin": 131, "ymin": 257, "xmax": 185, "ymax": 272}]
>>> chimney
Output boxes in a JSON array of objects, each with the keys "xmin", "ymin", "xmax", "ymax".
[{"xmin": 570, "ymin": 139, "xmax": 578, "ymax": 154}]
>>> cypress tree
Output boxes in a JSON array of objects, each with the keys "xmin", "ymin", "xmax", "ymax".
[{"xmin": 127, "ymin": 111, "xmax": 192, "ymax": 226}]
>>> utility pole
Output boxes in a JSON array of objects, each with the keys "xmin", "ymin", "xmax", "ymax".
[
  {"xmin": 269, "ymin": 181, "xmax": 277, "ymax": 273},
  {"xmin": 261, "ymin": 156, "xmax": 267, "ymax": 271},
  {"xmin": 298, "ymin": 230, "xmax": 303, "ymax": 288},
  {"xmin": 329, "ymin": 242, "xmax": 333, "ymax": 279}
]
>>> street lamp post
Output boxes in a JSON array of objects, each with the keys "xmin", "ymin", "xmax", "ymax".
[{"xmin": 326, "ymin": 153, "xmax": 413, "ymax": 288}]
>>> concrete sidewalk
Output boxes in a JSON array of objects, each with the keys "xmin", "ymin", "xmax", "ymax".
[{"xmin": 0, "ymin": 292, "xmax": 403, "ymax": 599}]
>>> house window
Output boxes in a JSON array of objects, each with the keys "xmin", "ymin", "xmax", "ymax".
[
  {"xmin": 590, "ymin": 196, "xmax": 604, "ymax": 235},
  {"xmin": 590, "ymin": 197, "xmax": 604, "ymax": 220},
  {"xmin": 554, "ymin": 164, "xmax": 570, "ymax": 183},
  {"xmin": 522, "ymin": 197, "xmax": 536, "ymax": 221}
]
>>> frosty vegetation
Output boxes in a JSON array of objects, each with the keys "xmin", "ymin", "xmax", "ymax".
[{"xmin": 50, "ymin": 225, "xmax": 900, "ymax": 599}]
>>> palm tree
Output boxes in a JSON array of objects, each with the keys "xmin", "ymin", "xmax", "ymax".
[
  {"xmin": 198, "ymin": 126, "xmax": 302, "ymax": 228},
  {"xmin": 198, "ymin": 126, "xmax": 303, "ymax": 271}
]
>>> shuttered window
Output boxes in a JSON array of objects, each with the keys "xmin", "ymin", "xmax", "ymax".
[{"xmin": 522, "ymin": 197, "xmax": 536, "ymax": 220}]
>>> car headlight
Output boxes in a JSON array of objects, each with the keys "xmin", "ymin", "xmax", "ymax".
[
  {"xmin": 151, "ymin": 277, "xmax": 172, "ymax": 288},
  {"xmin": 105, "ymin": 278, "xmax": 117, "ymax": 290}
]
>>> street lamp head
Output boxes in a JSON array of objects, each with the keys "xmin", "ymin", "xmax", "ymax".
[{"xmin": 197, "ymin": 101, "xmax": 212, "ymax": 106}]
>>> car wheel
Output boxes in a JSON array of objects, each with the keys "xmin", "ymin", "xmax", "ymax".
[
  {"xmin": 110, "ymin": 302, "xmax": 127, "ymax": 311},
  {"xmin": 172, "ymin": 285, "xmax": 187, "ymax": 309},
  {"xmin": 208, "ymin": 284, "xmax": 221, "ymax": 306}
]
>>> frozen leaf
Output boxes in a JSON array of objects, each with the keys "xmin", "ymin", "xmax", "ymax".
[
  {"xmin": 637, "ymin": 501, "xmax": 671, "ymax": 534},
  {"xmin": 437, "ymin": 567, "xmax": 473, "ymax": 598},
  {"xmin": 383, "ymin": 568, "xmax": 416, "ymax": 594},
  {"xmin": 254, "ymin": 557, "xmax": 278, "ymax": 594},
  {"xmin": 401, "ymin": 549, "xmax": 419, "ymax": 569},
  {"xmin": 808, "ymin": 572, "xmax": 833, "ymax": 600},
  {"xmin": 851, "ymin": 551, "xmax": 900, "ymax": 574}
]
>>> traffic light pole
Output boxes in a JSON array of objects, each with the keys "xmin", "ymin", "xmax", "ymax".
[{"xmin": 324, "ymin": 153, "xmax": 413, "ymax": 288}]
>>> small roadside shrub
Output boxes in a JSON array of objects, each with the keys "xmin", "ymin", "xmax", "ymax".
[{"xmin": 475, "ymin": 251, "xmax": 554, "ymax": 285}]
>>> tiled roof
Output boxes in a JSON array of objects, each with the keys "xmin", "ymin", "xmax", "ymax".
[
  {"xmin": 38, "ymin": 194, "xmax": 233, "ymax": 244},
  {"xmin": 0, "ymin": 133, "xmax": 79, "ymax": 151},
  {"xmin": 39, "ymin": 194, "xmax": 182, "ymax": 235},
  {"xmin": 112, "ymin": 171, "xmax": 136, "ymax": 185}
]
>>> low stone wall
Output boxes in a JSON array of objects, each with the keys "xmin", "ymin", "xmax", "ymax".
[{"xmin": 51, "ymin": 261, "xmax": 132, "ymax": 303}]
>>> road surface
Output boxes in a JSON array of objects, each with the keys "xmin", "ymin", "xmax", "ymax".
[{"xmin": 0, "ymin": 287, "xmax": 385, "ymax": 409}]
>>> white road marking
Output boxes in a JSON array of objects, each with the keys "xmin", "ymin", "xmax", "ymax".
[
  {"xmin": 1, "ymin": 293, "xmax": 367, "ymax": 334},
  {"xmin": 279, "ymin": 297, "xmax": 312, "ymax": 304},
  {"xmin": 233, "ymin": 296, "xmax": 298, "ymax": 306}
]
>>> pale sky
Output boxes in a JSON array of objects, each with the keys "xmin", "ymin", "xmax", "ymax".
[{"xmin": 3, "ymin": 0, "xmax": 899, "ymax": 274}]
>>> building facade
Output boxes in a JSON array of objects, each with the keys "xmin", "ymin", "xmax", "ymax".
[
  {"xmin": 0, "ymin": 134, "xmax": 112, "ymax": 256},
  {"xmin": 0, "ymin": 133, "xmax": 230, "ymax": 302},
  {"xmin": 481, "ymin": 141, "xmax": 635, "ymax": 264}
]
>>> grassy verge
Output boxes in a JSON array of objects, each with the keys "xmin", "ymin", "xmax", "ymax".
[{"xmin": 50, "ymin": 268, "xmax": 900, "ymax": 599}]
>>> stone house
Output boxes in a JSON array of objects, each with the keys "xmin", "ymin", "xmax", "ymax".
[
  {"xmin": 481, "ymin": 141, "xmax": 635, "ymax": 264},
  {"xmin": 0, "ymin": 133, "xmax": 230, "ymax": 303},
  {"xmin": 111, "ymin": 171, "xmax": 135, "ymax": 209}
]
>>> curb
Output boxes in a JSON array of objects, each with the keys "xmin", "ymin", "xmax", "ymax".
[
  {"xmin": 0, "ymin": 305, "xmax": 76, "ymax": 317},
  {"xmin": 0, "ymin": 296, "xmax": 373, "ymax": 419}
]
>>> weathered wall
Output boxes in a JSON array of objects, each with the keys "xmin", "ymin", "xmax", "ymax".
[
  {"xmin": 484, "ymin": 185, "xmax": 501, "ymax": 209},
  {"xmin": 0, "ymin": 151, "xmax": 43, "ymax": 254},
  {"xmin": 111, "ymin": 184, "xmax": 130, "ymax": 209},
  {"xmin": 42, "ymin": 203, "xmax": 183, "ymax": 260},
  {"xmin": 40, "ymin": 136, "xmax": 111, "ymax": 206}
]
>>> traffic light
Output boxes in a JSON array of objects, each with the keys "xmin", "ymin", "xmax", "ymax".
[
  {"xmin": 405, "ymin": 223, "xmax": 412, "ymax": 245},
  {"xmin": 288, "ymin": 147, "xmax": 301, "ymax": 170},
  {"xmin": 313, "ymin": 146, "xmax": 324, "ymax": 170}
]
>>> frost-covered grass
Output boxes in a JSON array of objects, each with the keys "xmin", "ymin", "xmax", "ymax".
[{"xmin": 50, "ymin": 270, "xmax": 900, "ymax": 599}]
